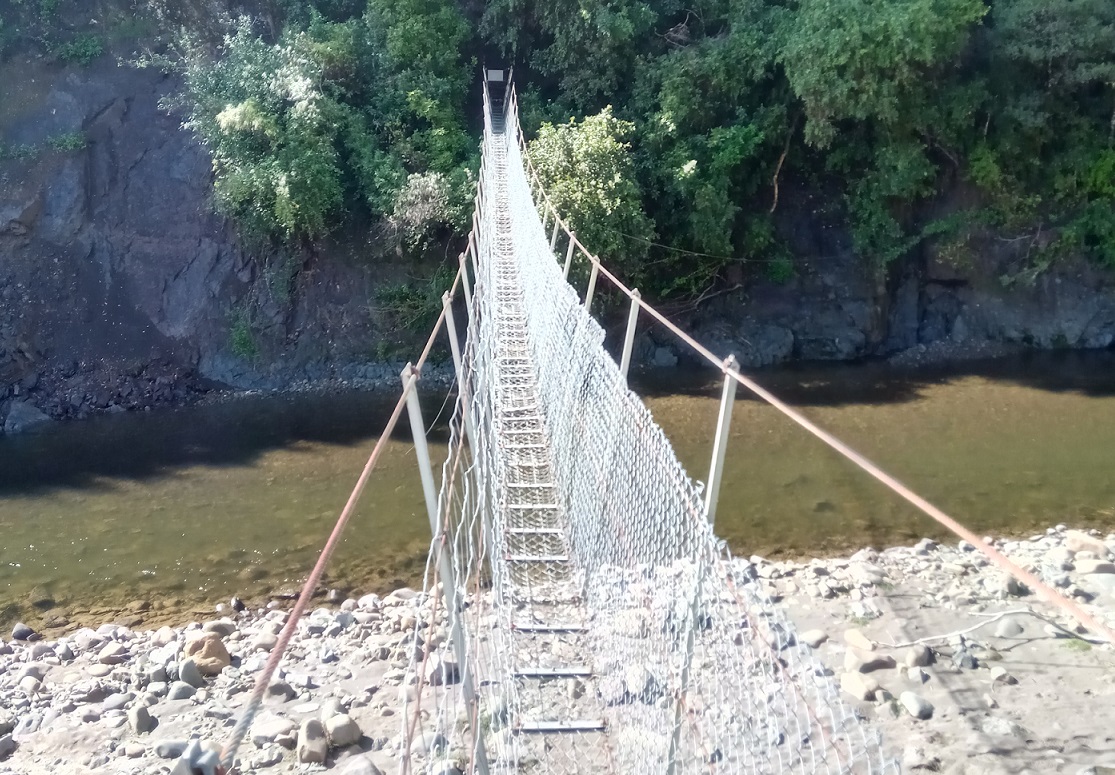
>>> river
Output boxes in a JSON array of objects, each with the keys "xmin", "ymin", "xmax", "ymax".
[{"xmin": 2, "ymin": 351, "xmax": 1114, "ymax": 632}]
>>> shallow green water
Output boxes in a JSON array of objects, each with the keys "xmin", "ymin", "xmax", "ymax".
[{"xmin": 2, "ymin": 351, "xmax": 1115, "ymax": 632}]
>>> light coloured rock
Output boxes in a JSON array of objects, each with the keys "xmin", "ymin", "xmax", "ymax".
[
  {"xmin": 152, "ymin": 626, "xmax": 177, "ymax": 647},
  {"xmin": 202, "ymin": 619, "xmax": 237, "ymax": 637},
  {"xmin": 182, "ymin": 633, "xmax": 230, "ymax": 676},
  {"xmin": 252, "ymin": 631, "xmax": 279, "ymax": 653},
  {"xmin": 325, "ymin": 713, "xmax": 362, "ymax": 748},
  {"xmin": 839, "ymin": 672, "xmax": 879, "ymax": 701},
  {"xmin": 341, "ymin": 754, "xmax": 385, "ymax": 775},
  {"xmin": 844, "ymin": 629, "xmax": 875, "ymax": 651},
  {"xmin": 1075, "ymin": 559, "xmax": 1115, "ymax": 574},
  {"xmin": 899, "ymin": 691, "xmax": 934, "ymax": 720},
  {"xmin": 800, "ymin": 629, "xmax": 828, "ymax": 649},
  {"xmin": 1065, "ymin": 530, "xmax": 1111, "ymax": 558},
  {"xmin": 128, "ymin": 705, "xmax": 154, "ymax": 734},
  {"xmin": 250, "ymin": 712, "xmax": 296, "ymax": 748},
  {"xmin": 994, "ymin": 617, "xmax": 1025, "ymax": 638},
  {"xmin": 844, "ymin": 648, "xmax": 896, "ymax": 674},
  {"xmin": 297, "ymin": 719, "xmax": 328, "ymax": 763},
  {"xmin": 98, "ymin": 642, "xmax": 128, "ymax": 665},
  {"xmin": 906, "ymin": 667, "xmax": 929, "ymax": 684},
  {"xmin": 904, "ymin": 645, "xmax": 933, "ymax": 667}
]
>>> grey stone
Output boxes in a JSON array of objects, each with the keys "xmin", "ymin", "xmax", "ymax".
[
  {"xmin": 844, "ymin": 629, "xmax": 874, "ymax": 651},
  {"xmin": 166, "ymin": 681, "xmax": 197, "ymax": 701},
  {"xmin": 899, "ymin": 691, "xmax": 934, "ymax": 720},
  {"xmin": 652, "ymin": 347, "xmax": 679, "ymax": 368},
  {"xmin": 297, "ymin": 719, "xmax": 328, "ymax": 764},
  {"xmin": 423, "ymin": 653, "xmax": 459, "ymax": 687},
  {"xmin": 844, "ymin": 648, "xmax": 896, "ymax": 673},
  {"xmin": 906, "ymin": 667, "xmax": 929, "ymax": 684},
  {"xmin": 250, "ymin": 713, "xmax": 296, "ymax": 748},
  {"xmin": 952, "ymin": 649, "xmax": 979, "ymax": 670},
  {"xmin": 179, "ymin": 658, "xmax": 206, "ymax": 688},
  {"xmin": 1076, "ymin": 559, "xmax": 1115, "ymax": 574},
  {"xmin": 839, "ymin": 672, "xmax": 878, "ymax": 701},
  {"xmin": 325, "ymin": 714, "xmax": 362, "ymax": 748},
  {"xmin": 903, "ymin": 645, "xmax": 933, "ymax": 667},
  {"xmin": 4, "ymin": 402, "xmax": 51, "ymax": 434},
  {"xmin": 989, "ymin": 666, "xmax": 1018, "ymax": 685},
  {"xmin": 994, "ymin": 617, "xmax": 1025, "ymax": 638},
  {"xmin": 253, "ymin": 631, "xmax": 279, "ymax": 653},
  {"xmin": 202, "ymin": 619, "xmax": 237, "ymax": 637},
  {"xmin": 11, "ymin": 623, "xmax": 35, "ymax": 641},
  {"xmin": 800, "ymin": 629, "xmax": 828, "ymax": 649},
  {"xmin": 155, "ymin": 739, "xmax": 188, "ymax": 758},
  {"xmin": 128, "ymin": 705, "xmax": 155, "ymax": 734},
  {"xmin": 341, "ymin": 754, "xmax": 385, "ymax": 775},
  {"xmin": 0, "ymin": 734, "xmax": 16, "ymax": 761},
  {"xmin": 97, "ymin": 642, "xmax": 128, "ymax": 665},
  {"xmin": 265, "ymin": 681, "xmax": 296, "ymax": 702},
  {"xmin": 102, "ymin": 691, "xmax": 135, "ymax": 711},
  {"xmin": 1066, "ymin": 530, "xmax": 1111, "ymax": 559}
]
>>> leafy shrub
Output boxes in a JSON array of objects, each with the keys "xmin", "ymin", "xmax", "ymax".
[
  {"xmin": 375, "ymin": 264, "xmax": 457, "ymax": 332},
  {"xmin": 48, "ymin": 131, "xmax": 86, "ymax": 151},
  {"xmin": 228, "ymin": 307, "xmax": 259, "ymax": 360},
  {"xmin": 57, "ymin": 34, "xmax": 104, "ymax": 66}
]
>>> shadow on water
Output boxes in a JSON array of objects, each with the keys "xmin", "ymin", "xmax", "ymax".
[
  {"xmin": 632, "ymin": 349, "xmax": 1115, "ymax": 407},
  {"xmin": 0, "ymin": 387, "xmax": 454, "ymax": 496}
]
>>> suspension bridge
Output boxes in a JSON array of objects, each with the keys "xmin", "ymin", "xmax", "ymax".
[{"xmin": 206, "ymin": 71, "xmax": 1115, "ymax": 775}]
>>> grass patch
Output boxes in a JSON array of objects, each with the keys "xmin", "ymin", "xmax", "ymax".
[
  {"xmin": 228, "ymin": 307, "xmax": 260, "ymax": 360},
  {"xmin": 1061, "ymin": 638, "xmax": 1092, "ymax": 652},
  {"xmin": 47, "ymin": 131, "xmax": 85, "ymax": 151},
  {"xmin": 56, "ymin": 33, "xmax": 103, "ymax": 66}
]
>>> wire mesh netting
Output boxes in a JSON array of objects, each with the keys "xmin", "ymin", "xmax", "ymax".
[{"xmin": 401, "ymin": 78, "xmax": 899, "ymax": 775}]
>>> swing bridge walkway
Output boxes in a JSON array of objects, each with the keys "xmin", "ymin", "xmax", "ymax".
[{"xmin": 212, "ymin": 71, "xmax": 1115, "ymax": 775}]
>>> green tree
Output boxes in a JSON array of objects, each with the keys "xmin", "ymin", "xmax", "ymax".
[
  {"xmin": 780, "ymin": 0, "xmax": 986, "ymax": 148},
  {"xmin": 529, "ymin": 107, "xmax": 655, "ymax": 280}
]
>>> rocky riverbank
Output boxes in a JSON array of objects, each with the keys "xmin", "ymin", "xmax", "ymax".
[{"xmin": 1, "ymin": 525, "xmax": 1113, "ymax": 774}]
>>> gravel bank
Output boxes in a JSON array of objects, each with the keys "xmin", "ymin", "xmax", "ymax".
[{"xmin": 1, "ymin": 525, "xmax": 1113, "ymax": 774}]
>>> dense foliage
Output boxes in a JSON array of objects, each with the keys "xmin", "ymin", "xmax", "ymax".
[
  {"xmin": 173, "ymin": 0, "xmax": 1115, "ymax": 293},
  {"xmin": 175, "ymin": 0, "xmax": 475, "ymax": 244}
]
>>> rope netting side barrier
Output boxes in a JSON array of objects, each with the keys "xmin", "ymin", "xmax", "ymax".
[{"xmin": 401, "ymin": 72, "xmax": 899, "ymax": 774}]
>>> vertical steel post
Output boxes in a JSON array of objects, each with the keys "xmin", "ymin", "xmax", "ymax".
[
  {"xmin": 550, "ymin": 216, "xmax": 561, "ymax": 251},
  {"xmin": 619, "ymin": 289, "xmax": 642, "ymax": 380},
  {"xmin": 458, "ymin": 252, "xmax": 473, "ymax": 310},
  {"xmin": 563, "ymin": 232, "xmax": 577, "ymax": 281},
  {"xmin": 442, "ymin": 293, "xmax": 480, "ymax": 450},
  {"xmin": 584, "ymin": 260, "xmax": 600, "ymax": 313},
  {"xmin": 704, "ymin": 355, "xmax": 739, "ymax": 528},
  {"xmin": 400, "ymin": 364, "xmax": 490, "ymax": 775},
  {"xmin": 541, "ymin": 203, "xmax": 551, "ymax": 232}
]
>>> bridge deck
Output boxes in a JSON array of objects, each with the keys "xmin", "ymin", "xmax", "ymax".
[{"xmin": 474, "ymin": 102, "xmax": 615, "ymax": 773}]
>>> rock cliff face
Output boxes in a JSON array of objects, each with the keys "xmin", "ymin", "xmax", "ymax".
[
  {"xmin": 3, "ymin": 54, "xmax": 1115, "ymax": 433},
  {"xmin": 1, "ymin": 54, "xmax": 419, "ymax": 430}
]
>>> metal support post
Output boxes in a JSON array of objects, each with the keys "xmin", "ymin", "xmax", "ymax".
[
  {"xmin": 400, "ymin": 364, "xmax": 491, "ymax": 775},
  {"xmin": 584, "ymin": 260, "xmax": 600, "ymax": 313},
  {"xmin": 619, "ymin": 289, "xmax": 641, "ymax": 380},
  {"xmin": 457, "ymin": 252, "xmax": 473, "ymax": 313},
  {"xmin": 541, "ymin": 203, "xmax": 551, "ymax": 232},
  {"xmin": 550, "ymin": 217, "xmax": 561, "ymax": 251},
  {"xmin": 704, "ymin": 355, "xmax": 739, "ymax": 527},
  {"xmin": 442, "ymin": 294, "xmax": 480, "ymax": 449},
  {"xmin": 563, "ymin": 232, "xmax": 577, "ymax": 281}
]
